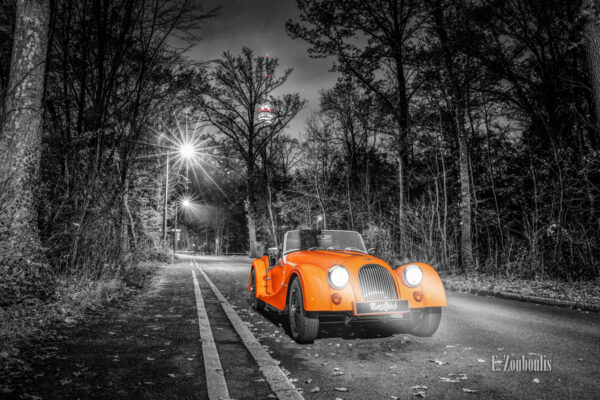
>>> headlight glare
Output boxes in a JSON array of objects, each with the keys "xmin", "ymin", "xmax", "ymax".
[
  {"xmin": 402, "ymin": 264, "xmax": 423, "ymax": 287},
  {"xmin": 328, "ymin": 265, "xmax": 349, "ymax": 289}
]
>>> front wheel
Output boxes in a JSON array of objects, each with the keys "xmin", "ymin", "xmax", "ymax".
[
  {"xmin": 288, "ymin": 278, "xmax": 319, "ymax": 343},
  {"xmin": 409, "ymin": 307, "xmax": 442, "ymax": 337},
  {"xmin": 250, "ymin": 269, "xmax": 265, "ymax": 312}
]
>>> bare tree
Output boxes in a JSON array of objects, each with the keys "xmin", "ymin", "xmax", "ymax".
[
  {"xmin": 198, "ymin": 47, "xmax": 305, "ymax": 257},
  {"xmin": 287, "ymin": 0, "xmax": 424, "ymax": 254}
]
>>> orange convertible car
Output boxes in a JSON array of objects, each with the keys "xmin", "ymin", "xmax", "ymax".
[{"xmin": 248, "ymin": 229, "xmax": 447, "ymax": 343}]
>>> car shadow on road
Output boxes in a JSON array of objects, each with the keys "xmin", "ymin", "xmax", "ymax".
[{"xmin": 248, "ymin": 299, "xmax": 410, "ymax": 342}]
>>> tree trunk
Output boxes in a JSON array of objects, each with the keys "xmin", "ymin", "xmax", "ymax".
[
  {"xmin": 397, "ymin": 155, "xmax": 405, "ymax": 256},
  {"xmin": 585, "ymin": 0, "xmax": 600, "ymax": 142},
  {"xmin": 457, "ymin": 108, "xmax": 473, "ymax": 270},
  {"xmin": 246, "ymin": 163, "xmax": 260, "ymax": 258},
  {"xmin": 0, "ymin": 0, "xmax": 51, "ymax": 262},
  {"xmin": 265, "ymin": 170, "xmax": 278, "ymax": 249}
]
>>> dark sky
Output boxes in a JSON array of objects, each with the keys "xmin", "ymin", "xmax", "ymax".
[{"xmin": 188, "ymin": 0, "xmax": 339, "ymax": 138}]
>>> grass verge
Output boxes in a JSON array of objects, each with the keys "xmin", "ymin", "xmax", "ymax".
[
  {"xmin": 441, "ymin": 272, "xmax": 600, "ymax": 309},
  {"xmin": 0, "ymin": 260, "xmax": 160, "ymax": 364}
]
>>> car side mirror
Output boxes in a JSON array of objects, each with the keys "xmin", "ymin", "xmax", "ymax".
[{"xmin": 368, "ymin": 248, "xmax": 375, "ymax": 255}]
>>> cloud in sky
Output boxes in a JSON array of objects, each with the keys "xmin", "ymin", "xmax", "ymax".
[{"xmin": 187, "ymin": 0, "xmax": 339, "ymax": 138}]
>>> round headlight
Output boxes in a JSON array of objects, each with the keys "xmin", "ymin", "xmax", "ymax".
[
  {"xmin": 327, "ymin": 265, "xmax": 349, "ymax": 289},
  {"xmin": 402, "ymin": 264, "xmax": 423, "ymax": 287}
]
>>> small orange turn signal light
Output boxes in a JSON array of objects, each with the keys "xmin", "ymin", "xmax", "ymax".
[
  {"xmin": 413, "ymin": 291, "xmax": 424, "ymax": 302},
  {"xmin": 331, "ymin": 293, "xmax": 342, "ymax": 305}
]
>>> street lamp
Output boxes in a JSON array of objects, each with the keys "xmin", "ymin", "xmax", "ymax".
[{"xmin": 173, "ymin": 197, "xmax": 193, "ymax": 253}]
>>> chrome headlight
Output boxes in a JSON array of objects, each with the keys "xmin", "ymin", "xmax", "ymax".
[
  {"xmin": 327, "ymin": 265, "xmax": 349, "ymax": 289},
  {"xmin": 402, "ymin": 264, "xmax": 423, "ymax": 287}
]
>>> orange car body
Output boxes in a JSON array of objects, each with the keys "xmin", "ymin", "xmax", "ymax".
[{"xmin": 248, "ymin": 235, "xmax": 447, "ymax": 317}]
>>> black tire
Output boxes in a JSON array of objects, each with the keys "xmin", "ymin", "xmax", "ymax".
[
  {"xmin": 409, "ymin": 307, "xmax": 442, "ymax": 337},
  {"xmin": 250, "ymin": 269, "xmax": 265, "ymax": 312},
  {"xmin": 288, "ymin": 278, "xmax": 319, "ymax": 343}
]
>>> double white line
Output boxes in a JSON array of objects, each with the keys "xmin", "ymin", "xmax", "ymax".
[{"xmin": 191, "ymin": 259, "xmax": 304, "ymax": 400}]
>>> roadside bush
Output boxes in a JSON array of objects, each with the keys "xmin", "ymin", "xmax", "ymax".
[
  {"xmin": 121, "ymin": 262, "xmax": 157, "ymax": 289},
  {"xmin": 0, "ymin": 257, "xmax": 56, "ymax": 307}
]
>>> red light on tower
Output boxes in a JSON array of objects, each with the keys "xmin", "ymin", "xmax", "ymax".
[{"xmin": 258, "ymin": 103, "xmax": 274, "ymax": 124}]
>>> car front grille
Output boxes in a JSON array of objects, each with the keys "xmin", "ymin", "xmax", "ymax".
[{"xmin": 357, "ymin": 264, "xmax": 398, "ymax": 301}]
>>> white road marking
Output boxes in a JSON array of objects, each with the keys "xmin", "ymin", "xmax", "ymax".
[
  {"xmin": 191, "ymin": 268, "xmax": 231, "ymax": 400},
  {"xmin": 193, "ymin": 260, "xmax": 304, "ymax": 400}
]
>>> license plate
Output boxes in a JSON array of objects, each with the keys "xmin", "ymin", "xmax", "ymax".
[{"xmin": 354, "ymin": 300, "xmax": 409, "ymax": 315}]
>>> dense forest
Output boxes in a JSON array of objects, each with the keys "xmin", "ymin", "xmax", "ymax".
[{"xmin": 1, "ymin": 0, "xmax": 600, "ymax": 308}]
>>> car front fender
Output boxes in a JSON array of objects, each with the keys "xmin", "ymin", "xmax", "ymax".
[{"xmin": 395, "ymin": 262, "xmax": 447, "ymax": 308}]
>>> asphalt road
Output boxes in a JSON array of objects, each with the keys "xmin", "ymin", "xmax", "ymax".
[
  {"xmin": 194, "ymin": 255, "xmax": 600, "ymax": 400},
  {"xmin": 4, "ymin": 256, "xmax": 599, "ymax": 399}
]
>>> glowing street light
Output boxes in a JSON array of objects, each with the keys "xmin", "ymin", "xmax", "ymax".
[
  {"xmin": 182, "ymin": 198, "xmax": 191, "ymax": 208},
  {"xmin": 316, "ymin": 214, "xmax": 324, "ymax": 230},
  {"xmin": 179, "ymin": 143, "xmax": 195, "ymax": 160}
]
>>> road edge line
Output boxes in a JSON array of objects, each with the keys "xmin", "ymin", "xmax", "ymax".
[
  {"xmin": 195, "ymin": 262, "xmax": 304, "ymax": 400},
  {"xmin": 192, "ymin": 268, "xmax": 231, "ymax": 400}
]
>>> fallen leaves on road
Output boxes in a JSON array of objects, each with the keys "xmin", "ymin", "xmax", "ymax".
[
  {"xmin": 414, "ymin": 391, "xmax": 426, "ymax": 397},
  {"xmin": 146, "ymin": 357, "xmax": 154, "ymax": 361},
  {"xmin": 477, "ymin": 359, "xmax": 486, "ymax": 363},
  {"xmin": 440, "ymin": 377, "xmax": 461, "ymax": 383},
  {"xmin": 22, "ymin": 394, "xmax": 43, "ymax": 400},
  {"xmin": 1, "ymin": 386, "xmax": 13, "ymax": 394},
  {"xmin": 59, "ymin": 378, "xmax": 71, "ymax": 385},
  {"xmin": 440, "ymin": 374, "xmax": 467, "ymax": 383},
  {"xmin": 411, "ymin": 385, "xmax": 428, "ymax": 390},
  {"xmin": 462, "ymin": 388, "xmax": 478, "ymax": 393},
  {"xmin": 335, "ymin": 387, "xmax": 348, "ymax": 392},
  {"xmin": 532, "ymin": 378, "xmax": 540, "ymax": 384},
  {"xmin": 429, "ymin": 359, "xmax": 447, "ymax": 365},
  {"xmin": 310, "ymin": 386, "xmax": 320, "ymax": 393}
]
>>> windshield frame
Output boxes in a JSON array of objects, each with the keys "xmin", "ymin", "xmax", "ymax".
[{"xmin": 283, "ymin": 229, "xmax": 367, "ymax": 255}]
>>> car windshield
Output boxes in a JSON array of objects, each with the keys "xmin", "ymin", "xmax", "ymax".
[{"xmin": 284, "ymin": 230, "xmax": 367, "ymax": 254}]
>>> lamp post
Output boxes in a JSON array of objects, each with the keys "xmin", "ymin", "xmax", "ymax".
[{"xmin": 173, "ymin": 198, "xmax": 192, "ymax": 253}]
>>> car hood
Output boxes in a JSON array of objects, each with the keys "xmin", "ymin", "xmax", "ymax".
[{"xmin": 285, "ymin": 250, "xmax": 389, "ymax": 272}]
